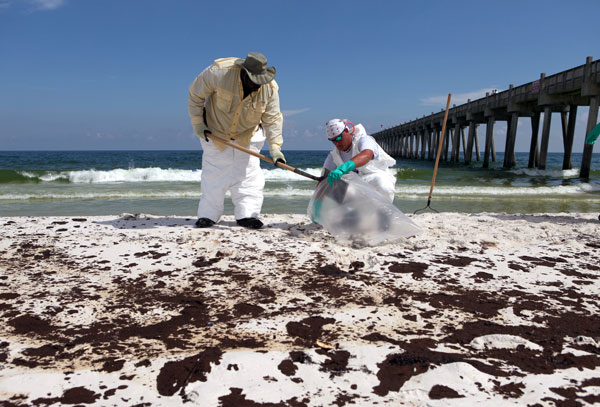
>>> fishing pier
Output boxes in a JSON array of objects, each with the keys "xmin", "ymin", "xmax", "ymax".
[{"xmin": 373, "ymin": 56, "xmax": 600, "ymax": 178}]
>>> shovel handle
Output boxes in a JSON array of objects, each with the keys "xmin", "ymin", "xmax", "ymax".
[{"xmin": 204, "ymin": 132, "xmax": 324, "ymax": 182}]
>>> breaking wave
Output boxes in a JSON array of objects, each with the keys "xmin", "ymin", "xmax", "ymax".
[{"xmin": 11, "ymin": 167, "xmax": 335, "ymax": 184}]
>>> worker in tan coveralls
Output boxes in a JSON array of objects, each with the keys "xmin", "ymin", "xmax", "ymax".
[{"xmin": 188, "ymin": 52, "xmax": 285, "ymax": 229}]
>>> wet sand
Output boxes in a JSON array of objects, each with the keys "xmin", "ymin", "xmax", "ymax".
[{"xmin": 0, "ymin": 212, "xmax": 599, "ymax": 406}]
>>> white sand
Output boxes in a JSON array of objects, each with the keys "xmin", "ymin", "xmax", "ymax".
[{"xmin": 0, "ymin": 212, "xmax": 599, "ymax": 406}]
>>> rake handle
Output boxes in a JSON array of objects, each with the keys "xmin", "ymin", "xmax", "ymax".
[{"xmin": 428, "ymin": 94, "xmax": 452, "ymax": 199}]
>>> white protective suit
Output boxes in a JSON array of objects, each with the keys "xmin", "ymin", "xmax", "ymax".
[
  {"xmin": 325, "ymin": 124, "xmax": 397, "ymax": 202},
  {"xmin": 197, "ymin": 128, "xmax": 265, "ymax": 221},
  {"xmin": 188, "ymin": 57, "xmax": 283, "ymax": 222}
]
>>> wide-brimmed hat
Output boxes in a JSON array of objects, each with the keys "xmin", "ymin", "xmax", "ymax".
[{"xmin": 235, "ymin": 52, "xmax": 276, "ymax": 85}]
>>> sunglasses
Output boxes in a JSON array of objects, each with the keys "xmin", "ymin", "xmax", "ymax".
[{"xmin": 329, "ymin": 134, "xmax": 343, "ymax": 142}]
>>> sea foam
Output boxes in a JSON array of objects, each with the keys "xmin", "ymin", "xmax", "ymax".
[
  {"xmin": 395, "ymin": 184, "xmax": 598, "ymax": 196},
  {"xmin": 509, "ymin": 168, "xmax": 580, "ymax": 178},
  {"xmin": 19, "ymin": 167, "xmax": 328, "ymax": 184}
]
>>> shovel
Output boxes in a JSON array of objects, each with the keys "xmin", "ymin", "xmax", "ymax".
[
  {"xmin": 203, "ymin": 131, "xmax": 325, "ymax": 182},
  {"xmin": 203, "ymin": 132, "xmax": 351, "ymax": 217}
]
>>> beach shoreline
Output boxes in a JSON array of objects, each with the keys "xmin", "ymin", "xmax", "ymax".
[
  {"xmin": 2, "ymin": 150, "xmax": 599, "ymax": 218},
  {"xmin": 1, "ymin": 212, "xmax": 599, "ymax": 406}
]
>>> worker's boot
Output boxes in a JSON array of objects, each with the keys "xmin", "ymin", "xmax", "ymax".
[
  {"xmin": 195, "ymin": 217, "xmax": 215, "ymax": 228},
  {"xmin": 236, "ymin": 217, "xmax": 263, "ymax": 229}
]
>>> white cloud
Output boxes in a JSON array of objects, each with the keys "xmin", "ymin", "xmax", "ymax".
[
  {"xmin": 420, "ymin": 88, "xmax": 498, "ymax": 107},
  {"xmin": 282, "ymin": 108, "xmax": 309, "ymax": 117},
  {"xmin": 304, "ymin": 128, "xmax": 318, "ymax": 138},
  {"xmin": 0, "ymin": 1, "xmax": 11, "ymax": 9},
  {"xmin": 29, "ymin": 0, "xmax": 66, "ymax": 10},
  {"xmin": 493, "ymin": 123, "xmax": 507, "ymax": 137},
  {"xmin": 576, "ymin": 108, "xmax": 589, "ymax": 126}
]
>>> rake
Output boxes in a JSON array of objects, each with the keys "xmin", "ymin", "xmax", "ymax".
[{"xmin": 414, "ymin": 93, "xmax": 452, "ymax": 214}]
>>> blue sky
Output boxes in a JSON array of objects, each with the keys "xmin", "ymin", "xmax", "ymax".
[{"xmin": 1, "ymin": 0, "xmax": 599, "ymax": 152}]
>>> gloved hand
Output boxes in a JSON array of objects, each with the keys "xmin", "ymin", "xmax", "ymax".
[
  {"xmin": 327, "ymin": 160, "xmax": 356, "ymax": 186},
  {"xmin": 585, "ymin": 122, "xmax": 600, "ymax": 145},
  {"xmin": 270, "ymin": 148, "xmax": 286, "ymax": 166},
  {"xmin": 311, "ymin": 199, "xmax": 323, "ymax": 224},
  {"xmin": 193, "ymin": 124, "xmax": 211, "ymax": 142}
]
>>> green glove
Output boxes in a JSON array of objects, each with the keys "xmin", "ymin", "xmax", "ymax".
[
  {"xmin": 193, "ymin": 124, "xmax": 210, "ymax": 141},
  {"xmin": 270, "ymin": 148, "xmax": 286, "ymax": 165},
  {"xmin": 327, "ymin": 160, "xmax": 356, "ymax": 186},
  {"xmin": 585, "ymin": 122, "xmax": 600, "ymax": 145},
  {"xmin": 311, "ymin": 199, "xmax": 323, "ymax": 224}
]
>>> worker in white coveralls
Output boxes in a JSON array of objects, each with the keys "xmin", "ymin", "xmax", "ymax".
[
  {"xmin": 188, "ymin": 52, "xmax": 285, "ymax": 229},
  {"xmin": 322, "ymin": 118, "xmax": 396, "ymax": 201}
]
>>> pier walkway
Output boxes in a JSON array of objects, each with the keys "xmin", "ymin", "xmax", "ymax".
[{"xmin": 372, "ymin": 57, "xmax": 600, "ymax": 178}]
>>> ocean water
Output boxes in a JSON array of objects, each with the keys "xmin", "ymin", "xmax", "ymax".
[{"xmin": 0, "ymin": 150, "xmax": 599, "ymax": 217}]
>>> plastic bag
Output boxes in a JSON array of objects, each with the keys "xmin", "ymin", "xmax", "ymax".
[{"xmin": 307, "ymin": 172, "xmax": 421, "ymax": 245}]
